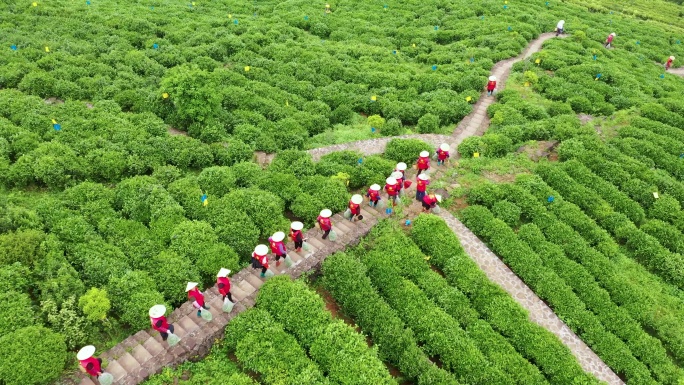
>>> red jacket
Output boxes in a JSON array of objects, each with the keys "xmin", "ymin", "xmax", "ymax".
[
  {"xmin": 151, "ymin": 315, "xmax": 170, "ymax": 333},
  {"xmin": 80, "ymin": 357, "xmax": 102, "ymax": 377},
  {"xmin": 253, "ymin": 252, "xmax": 269, "ymax": 268},
  {"xmin": 417, "ymin": 156, "xmax": 430, "ymax": 170},
  {"xmin": 395, "ymin": 169, "xmax": 406, "ymax": 180},
  {"xmin": 290, "ymin": 229, "xmax": 303, "ymax": 242},
  {"xmin": 606, "ymin": 35, "xmax": 614, "ymax": 43},
  {"xmin": 417, "ymin": 179, "xmax": 429, "ymax": 192},
  {"xmin": 385, "ymin": 183, "xmax": 397, "ymax": 196},
  {"xmin": 269, "ymin": 238, "xmax": 286, "ymax": 255},
  {"xmin": 666, "ymin": 58, "xmax": 673, "ymax": 68},
  {"xmin": 423, "ymin": 194, "xmax": 438, "ymax": 207},
  {"xmin": 437, "ymin": 149, "xmax": 449, "ymax": 160},
  {"xmin": 394, "ymin": 181, "xmax": 403, "ymax": 192},
  {"xmin": 487, "ymin": 81, "xmax": 496, "ymax": 91},
  {"xmin": 317, "ymin": 216, "xmax": 332, "ymax": 231},
  {"xmin": 188, "ymin": 288, "xmax": 204, "ymax": 307},
  {"xmin": 217, "ymin": 277, "xmax": 231, "ymax": 296},
  {"xmin": 349, "ymin": 201, "xmax": 361, "ymax": 215},
  {"xmin": 367, "ymin": 188, "xmax": 380, "ymax": 201}
]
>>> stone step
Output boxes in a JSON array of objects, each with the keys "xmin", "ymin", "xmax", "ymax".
[
  {"xmin": 105, "ymin": 360, "xmax": 127, "ymax": 382},
  {"xmin": 244, "ymin": 273, "xmax": 265, "ymax": 290},
  {"xmin": 333, "ymin": 217, "xmax": 354, "ymax": 233},
  {"xmin": 288, "ymin": 249, "xmax": 307, "ymax": 262},
  {"xmin": 177, "ymin": 315, "xmax": 200, "ymax": 335},
  {"xmin": 306, "ymin": 237, "xmax": 326, "ymax": 250},
  {"xmin": 131, "ymin": 344, "xmax": 153, "ymax": 365},
  {"xmin": 142, "ymin": 336, "xmax": 164, "ymax": 357},
  {"xmin": 117, "ymin": 352, "xmax": 141, "ymax": 372},
  {"xmin": 79, "ymin": 377, "xmax": 97, "ymax": 385},
  {"xmin": 236, "ymin": 279, "xmax": 257, "ymax": 297},
  {"xmin": 230, "ymin": 284, "xmax": 249, "ymax": 302}
]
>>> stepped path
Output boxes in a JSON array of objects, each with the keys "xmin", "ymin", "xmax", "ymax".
[{"xmin": 70, "ymin": 32, "xmax": 621, "ymax": 385}]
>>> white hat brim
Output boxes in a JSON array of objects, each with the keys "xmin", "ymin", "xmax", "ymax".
[
  {"xmin": 149, "ymin": 304, "xmax": 167, "ymax": 318},
  {"xmin": 418, "ymin": 174, "xmax": 429, "ymax": 180},
  {"xmin": 386, "ymin": 177, "xmax": 397, "ymax": 185},
  {"xmin": 291, "ymin": 221, "xmax": 304, "ymax": 230},
  {"xmin": 396, "ymin": 162, "xmax": 407, "ymax": 170},
  {"xmin": 185, "ymin": 282, "xmax": 198, "ymax": 292},
  {"xmin": 255, "ymin": 244, "xmax": 269, "ymax": 255},
  {"xmin": 420, "ymin": 151, "xmax": 429, "ymax": 157},
  {"xmin": 351, "ymin": 195, "xmax": 363, "ymax": 204},
  {"xmin": 440, "ymin": 144, "xmax": 450, "ymax": 151},
  {"xmin": 320, "ymin": 209, "xmax": 332, "ymax": 218},
  {"xmin": 217, "ymin": 268, "xmax": 231, "ymax": 278},
  {"xmin": 272, "ymin": 232, "xmax": 285, "ymax": 242},
  {"xmin": 370, "ymin": 184, "xmax": 381, "ymax": 191},
  {"xmin": 77, "ymin": 345, "xmax": 96, "ymax": 361}
]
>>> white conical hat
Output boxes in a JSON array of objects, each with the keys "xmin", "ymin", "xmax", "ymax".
[
  {"xmin": 370, "ymin": 184, "xmax": 381, "ymax": 191},
  {"xmin": 351, "ymin": 194, "xmax": 363, "ymax": 204},
  {"xmin": 149, "ymin": 304, "xmax": 166, "ymax": 318},
  {"xmin": 77, "ymin": 345, "xmax": 96, "ymax": 361},
  {"xmin": 436, "ymin": 194, "xmax": 442, "ymax": 202},
  {"xmin": 610, "ymin": 32, "xmax": 616, "ymax": 36},
  {"xmin": 271, "ymin": 231, "xmax": 285, "ymax": 242},
  {"xmin": 440, "ymin": 143, "xmax": 450, "ymax": 151},
  {"xmin": 670, "ymin": 56, "xmax": 675, "ymax": 60},
  {"xmin": 489, "ymin": 75, "xmax": 496, "ymax": 81},
  {"xmin": 396, "ymin": 162, "xmax": 407, "ymax": 171},
  {"xmin": 217, "ymin": 268, "xmax": 231, "ymax": 278},
  {"xmin": 291, "ymin": 221, "xmax": 304, "ymax": 231},
  {"xmin": 386, "ymin": 177, "xmax": 397, "ymax": 185},
  {"xmin": 420, "ymin": 151, "xmax": 429, "ymax": 157},
  {"xmin": 391, "ymin": 171, "xmax": 403, "ymax": 179},
  {"xmin": 418, "ymin": 174, "xmax": 429, "ymax": 181},
  {"xmin": 254, "ymin": 244, "xmax": 269, "ymax": 255},
  {"xmin": 320, "ymin": 209, "xmax": 332, "ymax": 218},
  {"xmin": 185, "ymin": 282, "xmax": 198, "ymax": 292}
]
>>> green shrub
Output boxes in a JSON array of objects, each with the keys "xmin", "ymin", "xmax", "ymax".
[
  {"xmin": 0, "ymin": 326, "xmax": 67, "ymax": 385},
  {"xmin": 78, "ymin": 287, "xmax": 111, "ymax": 322},
  {"xmin": 290, "ymin": 193, "xmax": 325, "ymax": 227},
  {"xmin": 417, "ymin": 113, "xmax": 440, "ymax": 133},
  {"xmin": 547, "ymin": 101, "xmax": 574, "ymax": 116},
  {"xmin": 149, "ymin": 251, "xmax": 200, "ymax": 305},
  {"xmin": 268, "ymin": 150, "xmax": 316, "ymax": 178},
  {"xmin": 198, "ymin": 166, "xmax": 236, "ymax": 197},
  {"xmin": 491, "ymin": 201, "xmax": 522, "ymax": 227},
  {"xmin": 0, "ymin": 291, "xmax": 34, "ymax": 338},
  {"xmin": 382, "ymin": 118, "xmax": 402, "ymax": 136},
  {"xmin": 384, "ymin": 138, "xmax": 432, "ymax": 165},
  {"xmin": 231, "ymin": 162, "xmax": 264, "ymax": 188},
  {"xmin": 300, "ymin": 176, "xmax": 348, "ymax": 213},
  {"xmin": 120, "ymin": 290, "xmax": 168, "ymax": 331},
  {"xmin": 350, "ymin": 155, "xmax": 394, "ymax": 189},
  {"xmin": 482, "ymin": 134, "xmax": 513, "ymax": 157}
]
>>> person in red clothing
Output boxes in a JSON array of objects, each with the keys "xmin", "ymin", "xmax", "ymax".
[
  {"xmin": 348, "ymin": 194, "xmax": 363, "ymax": 221},
  {"xmin": 666, "ymin": 56, "xmax": 675, "ymax": 70},
  {"xmin": 416, "ymin": 174, "xmax": 430, "ymax": 202},
  {"xmin": 290, "ymin": 221, "xmax": 304, "ymax": 252},
  {"xmin": 416, "ymin": 151, "xmax": 430, "ymax": 174},
  {"xmin": 269, "ymin": 231, "xmax": 288, "ymax": 266},
  {"xmin": 317, "ymin": 209, "xmax": 333, "ymax": 239},
  {"xmin": 422, "ymin": 193, "xmax": 442, "ymax": 213},
  {"xmin": 391, "ymin": 171, "xmax": 404, "ymax": 196},
  {"xmin": 77, "ymin": 345, "xmax": 103, "ymax": 378},
  {"xmin": 186, "ymin": 282, "xmax": 209, "ymax": 318},
  {"xmin": 436, "ymin": 143, "xmax": 450, "ymax": 166},
  {"xmin": 366, "ymin": 184, "xmax": 381, "ymax": 207},
  {"xmin": 149, "ymin": 305, "xmax": 175, "ymax": 341},
  {"xmin": 605, "ymin": 32, "xmax": 616, "ymax": 48},
  {"xmin": 486, "ymin": 76, "xmax": 497, "ymax": 96},
  {"xmin": 252, "ymin": 244, "xmax": 270, "ymax": 277},
  {"xmin": 395, "ymin": 162, "xmax": 407, "ymax": 182},
  {"xmin": 216, "ymin": 268, "xmax": 234, "ymax": 303},
  {"xmin": 385, "ymin": 177, "xmax": 398, "ymax": 204}
]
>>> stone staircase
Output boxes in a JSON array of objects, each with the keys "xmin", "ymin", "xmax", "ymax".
[{"xmin": 69, "ymin": 205, "xmax": 384, "ymax": 385}]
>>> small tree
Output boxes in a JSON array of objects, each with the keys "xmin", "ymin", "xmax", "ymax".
[
  {"xmin": 367, "ymin": 115, "xmax": 386, "ymax": 131},
  {"xmin": 79, "ymin": 288, "xmax": 111, "ymax": 322}
]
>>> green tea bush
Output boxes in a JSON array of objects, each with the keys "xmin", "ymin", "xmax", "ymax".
[
  {"xmin": 416, "ymin": 113, "xmax": 440, "ymax": 133},
  {"xmin": 384, "ymin": 139, "xmax": 432, "ymax": 165},
  {"xmin": 197, "ymin": 166, "xmax": 236, "ymax": 197},
  {"xmin": 457, "ymin": 136, "xmax": 485, "ymax": 158},
  {"xmin": 0, "ymin": 326, "xmax": 67, "ymax": 385},
  {"xmin": 0, "ymin": 291, "xmax": 34, "ymax": 338},
  {"xmin": 491, "ymin": 200, "xmax": 522, "ymax": 227}
]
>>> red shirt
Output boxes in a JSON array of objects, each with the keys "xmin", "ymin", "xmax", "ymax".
[
  {"xmin": 317, "ymin": 216, "xmax": 331, "ymax": 231},
  {"xmin": 269, "ymin": 239, "xmax": 286, "ymax": 255},
  {"xmin": 417, "ymin": 156, "xmax": 430, "ymax": 170},
  {"xmin": 666, "ymin": 58, "xmax": 673, "ymax": 68},
  {"xmin": 349, "ymin": 201, "xmax": 361, "ymax": 215},
  {"xmin": 188, "ymin": 288, "xmax": 204, "ymax": 307},
  {"xmin": 423, "ymin": 194, "xmax": 438, "ymax": 207},
  {"xmin": 217, "ymin": 277, "xmax": 231, "ymax": 296},
  {"xmin": 395, "ymin": 181, "xmax": 403, "ymax": 192},
  {"xmin": 367, "ymin": 189, "xmax": 380, "ymax": 201},
  {"xmin": 151, "ymin": 315, "xmax": 170, "ymax": 333},
  {"xmin": 606, "ymin": 35, "xmax": 614, "ymax": 43},
  {"xmin": 290, "ymin": 229, "xmax": 303, "ymax": 242},
  {"xmin": 437, "ymin": 149, "xmax": 449, "ymax": 160},
  {"xmin": 395, "ymin": 169, "xmax": 405, "ymax": 180},
  {"xmin": 487, "ymin": 81, "xmax": 496, "ymax": 91},
  {"xmin": 417, "ymin": 179, "xmax": 429, "ymax": 192},
  {"xmin": 385, "ymin": 183, "xmax": 397, "ymax": 196},
  {"xmin": 260, "ymin": 254, "xmax": 269, "ymax": 269},
  {"xmin": 80, "ymin": 357, "xmax": 101, "ymax": 377}
]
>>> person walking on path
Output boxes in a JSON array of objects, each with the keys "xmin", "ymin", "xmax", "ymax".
[
  {"xmin": 395, "ymin": 162, "xmax": 407, "ymax": 182},
  {"xmin": 290, "ymin": 221, "xmax": 304, "ymax": 252},
  {"xmin": 252, "ymin": 244, "xmax": 270, "ymax": 277},
  {"xmin": 77, "ymin": 345, "xmax": 103, "ymax": 379},
  {"xmin": 416, "ymin": 174, "xmax": 430, "ymax": 202},
  {"xmin": 605, "ymin": 32, "xmax": 616, "ymax": 48},
  {"xmin": 422, "ymin": 193, "xmax": 442, "ymax": 213},
  {"xmin": 186, "ymin": 282, "xmax": 209, "ymax": 318},
  {"xmin": 348, "ymin": 194, "xmax": 363, "ymax": 221},
  {"xmin": 391, "ymin": 171, "xmax": 405, "ymax": 196},
  {"xmin": 367, "ymin": 184, "xmax": 381, "ymax": 207},
  {"xmin": 487, "ymin": 76, "xmax": 497, "ymax": 96},
  {"xmin": 556, "ymin": 20, "xmax": 565, "ymax": 36},
  {"xmin": 216, "ymin": 268, "xmax": 234, "ymax": 303},
  {"xmin": 317, "ymin": 209, "xmax": 333, "ymax": 239},
  {"xmin": 269, "ymin": 231, "xmax": 287, "ymax": 266},
  {"xmin": 385, "ymin": 177, "xmax": 398, "ymax": 204},
  {"xmin": 149, "ymin": 305, "xmax": 174, "ymax": 342},
  {"xmin": 666, "ymin": 56, "xmax": 675, "ymax": 70},
  {"xmin": 416, "ymin": 151, "xmax": 430, "ymax": 174},
  {"xmin": 436, "ymin": 143, "xmax": 450, "ymax": 166}
]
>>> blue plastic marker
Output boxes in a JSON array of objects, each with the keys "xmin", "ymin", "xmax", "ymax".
[
  {"xmin": 434, "ymin": 26, "xmax": 439, "ymax": 30},
  {"xmin": 357, "ymin": 158, "xmax": 363, "ymax": 164},
  {"xmin": 153, "ymin": 43, "xmax": 159, "ymax": 49},
  {"xmin": 593, "ymin": 54, "xmax": 597, "ymax": 60},
  {"xmin": 405, "ymin": 220, "xmax": 411, "ymax": 226},
  {"xmin": 677, "ymin": 40, "xmax": 681, "ymax": 44},
  {"xmin": 304, "ymin": 15, "xmax": 308, "ymax": 20},
  {"xmin": 233, "ymin": 19, "xmax": 239, "ymax": 24},
  {"xmin": 432, "ymin": 65, "xmax": 437, "ymax": 70},
  {"xmin": 547, "ymin": 196, "xmax": 554, "ymax": 203},
  {"xmin": 660, "ymin": 74, "xmax": 665, "ymax": 79},
  {"xmin": 10, "ymin": 45, "xmax": 17, "ymax": 51},
  {"xmin": 385, "ymin": 207, "xmax": 392, "ymax": 215},
  {"xmin": 53, "ymin": 124, "xmax": 61, "ymax": 131},
  {"xmin": 470, "ymin": 57, "xmax": 474, "ymax": 62},
  {"xmin": 507, "ymin": 26, "xmax": 512, "ymax": 31},
  {"xmin": 392, "ymin": 50, "xmax": 397, "ymax": 54},
  {"xmin": 371, "ymin": 127, "xmax": 376, "ymax": 132},
  {"xmin": 86, "ymin": 0, "xmax": 90, "ymax": 4},
  {"xmin": 150, "ymin": 6, "xmax": 154, "ymax": 9},
  {"xmin": 636, "ymin": 41, "xmax": 640, "ymax": 45},
  {"xmin": 383, "ymin": 4, "xmax": 388, "ymax": 9},
  {"xmin": 201, "ymin": 194, "xmax": 207, "ymax": 202},
  {"xmin": 545, "ymin": 1, "xmax": 549, "ymax": 6},
  {"xmin": 503, "ymin": 5, "xmax": 508, "ymax": 9},
  {"xmin": 480, "ymin": 15, "xmax": 484, "ymax": 20},
  {"xmin": 679, "ymin": 154, "xmax": 684, "ymax": 158}
]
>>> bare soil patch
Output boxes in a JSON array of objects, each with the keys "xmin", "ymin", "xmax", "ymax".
[{"xmin": 515, "ymin": 140, "xmax": 559, "ymax": 162}]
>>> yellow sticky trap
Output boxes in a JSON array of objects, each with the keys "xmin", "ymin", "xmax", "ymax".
[
  {"xmin": 162, "ymin": 92, "xmax": 169, "ymax": 99},
  {"xmin": 653, "ymin": 192, "xmax": 659, "ymax": 199},
  {"xmin": 504, "ymin": 0, "xmax": 508, "ymax": 4},
  {"xmin": 32, "ymin": 2, "xmax": 37, "ymax": 6},
  {"xmin": 524, "ymin": 81, "xmax": 530, "ymax": 87},
  {"xmin": 51, "ymin": 119, "xmax": 57, "ymax": 124},
  {"xmin": 228, "ymin": 14, "xmax": 232, "ymax": 18},
  {"xmin": 535, "ymin": 58, "xmax": 541, "ymax": 64},
  {"xmin": 424, "ymin": 256, "xmax": 431, "ymax": 261},
  {"xmin": 44, "ymin": 46, "xmax": 50, "ymax": 52},
  {"xmin": 192, "ymin": 1, "xmax": 195, "ymax": 5},
  {"xmin": 473, "ymin": 152, "xmax": 480, "ymax": 158},
  {"xmin": 371, "ymin": 95, "xmax": 377, "ymax": 101},
  {"xmin": 244, "ymin": 66, "xmax": 250, "ymax": 72},
  {"xmin": 203, "ymin": 198, "xmax": 208, "ymax": 206},
  {"xmin": 412, "ymin": 43, "xmax": 416, "ymax": 48},
  {"xmin": 594, "ymin": 77, "xmax": 599, "ymax": 81},
  {"xmin": 286, "ymin": 100, "xmax": 289, "ymax": 106},
  {"xmin": 466, "ymin": 96, "xmax": 472, "ymax": 102}
]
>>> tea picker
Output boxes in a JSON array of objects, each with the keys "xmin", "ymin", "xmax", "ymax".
[
  {"xmin": 556, "ymin": 20, "xmax": 565, "ymax": 36},
  {"xmin": 269, "ymin": 231, "xmax": 288, "ymax": 266},
  {"xmin": 77, "ymin": 345, "xmax": 104, "ymax": 380},
  {"xmin": 416, "ymin": 151, "xmax": 430, "ymax": 174},
  {"xmin": 252, "ymin": 244, "xmax": 270, "ymax": 277},
  {"xmin": 385, "ymin": 177, "xmax": 399, "ymax": 205},
  {"xmin": 422, "ymin": 193, "xmax": 442, "ymax": 213},
  {"xmin": 149, "ymin": 305, "xmax": 176, "ymax": 343},
  {"xmin": 605, "ymin": 32, "xmax": 616, "ymax": 48},
  {"xmin": 436, "ymin": 143, "xmax": 450, "ymax": 166},
  {"xmin": 395, "ymin": 162, "xmax": 407, "ymax": 181},
  {"xmin": 216, "ymin": 268, "xmax": 234, "ymax": 303},
  {"xmin": 666, "ymin": 56, "xmax": 675, "ymax": 70},
  {"xmin": 186, "ymin": 282, "xmax": 210, "ymax": 319},
  {"xmin": 487, "ymin": 76, "xmax": 497, "ymax": 96},
  {"xmin": 347, "ymin": 194, "xmax": 363, "ymax": 221},
  {"xmin": 290, "ymin": 221, "xmax": 304, "ymax": 252},
  {"xmin": 366, "ymin": 184, "xmax": 382, "ymax": 207},
  {"xmin": 391, "ymin": 171, "xmax": 405, "ymax": 196},
  {"xmin": 317, "ymin": 209, "xmax": 333, "ymax": 239},
  {"xmin": 416, "ymin": 174, "xmax": 430, "ymax": 201}
]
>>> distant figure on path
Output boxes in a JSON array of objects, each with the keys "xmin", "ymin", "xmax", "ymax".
[
  {"xmin": 217, "ymin": 268, "xmax": 234, "ymax": 303},
  {"xmin": 252, "ymin": 244, "xmax": 270, "ymax": 277},
  {"xmin": 556, "ymin": 20, "xmax": 565, "ymax": 36},
  {"xmin": 186, "ymin": 282, "xmax": 209, "ymax": 318},
  {"xmin": 317, "ymin": 209, "xmax": 333, "ymax": 239},
  {"xmin": 367, "ymin": 184, "xmax": 381, "ymax": 207},
  {"xmin": 436, "ymin": 143, "xmax": 450, "ymax": 166},
  {"xmin": 487, "ymin": 76, "xmax": 497, "ymax": 96},
  {"xmin": 416, "ymin": 174, "xmax": 429, "ymax": 202},
  {"xmin": 348, "ymin": 194, "xmax": 363, "ymax": 221},
  {"xmin": 269, "ymin": 231, "xmax": 287, "ymax": 266},
  {"xmin": 666, "ymin": 56, "xmax": 675, "ymax": 70},
  {"xmin": 395, "ymin": 162, "xmax": 407, "ymax": 182},
  {"xmin": 422, "ymin": 193, "xmax": 442, "ymax": 213},
  {"xmin": 605, "ymin": 32, "xmax": 616, "ymax": 48},
  {"xmin": 290, "ymin": 221, "xmax": 304, "ymax": 252},
  {"xmin": 385, "ymin": 177, "xmax": 398, "ymax": 204},
  {"xmin": 77, "ymin": 345, "xmax": 103, "ymax": 379},
  {"xmin": 391, "ymin": 171, "xmax": 404, "ymax": 196},
  {"xmin": 149, "ymin": 305, "xmax": 174, "ymax": 342},
  {"xmin": 416, "ymin": 151, "xmax": 430, "ymax": 174}
]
